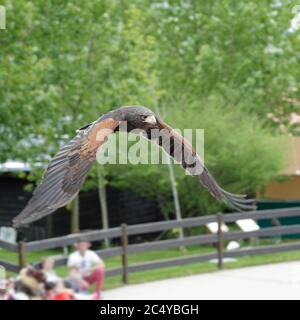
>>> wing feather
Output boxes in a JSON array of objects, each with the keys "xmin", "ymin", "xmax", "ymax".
[
  {"xmin": 13, "ymin": 118, "xmax": 119, "ymax": 228},
  {"xmin": 148, "ymin": 118, "xmax": 255, "ymax": 212}
]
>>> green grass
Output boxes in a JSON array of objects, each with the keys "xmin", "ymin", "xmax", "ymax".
[
  {"xmin": 2, "ymin": 239, "xmax": 300, "ymax": 291},
  {"xmin": 101, "ymin": 247, "xmax": 300, "ymax": 290}
]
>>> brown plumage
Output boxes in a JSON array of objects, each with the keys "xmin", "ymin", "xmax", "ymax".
[{"xmin": 12, "ymin": 106, "xmax": 255, "ymax": 228}]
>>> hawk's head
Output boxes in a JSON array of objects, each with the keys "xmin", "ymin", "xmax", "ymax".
[{"xmin": 120, "ymin": 105, "xmax": 157, "ymax": 130}]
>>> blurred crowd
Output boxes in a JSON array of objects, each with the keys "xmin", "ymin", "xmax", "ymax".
[{"xmin": 0, "ymin": 239, "xmax": 105, "ymax": 300}]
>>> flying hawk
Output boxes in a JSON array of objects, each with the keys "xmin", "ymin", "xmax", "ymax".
[{"xmin": 12, "ymin": 106, "xmax": 255, "ymax": 228}]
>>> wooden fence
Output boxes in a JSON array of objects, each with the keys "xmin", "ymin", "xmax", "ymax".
[{"xmin": 2, "ymin": 207, "xmax": 300, "ymax": 283}]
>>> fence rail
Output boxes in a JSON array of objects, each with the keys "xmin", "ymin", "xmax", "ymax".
[
  {"xmin": 0, "ymin": 239, "xmax": 17, "ymax": 252},
  {"xmin": 1, "ymin": 207, "xmax": 300, "ymax": 283}
]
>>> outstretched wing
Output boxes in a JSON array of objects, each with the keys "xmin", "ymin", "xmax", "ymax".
[
  {"xmin": 13, "ymin": 118, "xmax": 120, "ymax": 228},
  {"xmin": 147, "ymin": 118, "xmax": 255, "ymax": 211}
]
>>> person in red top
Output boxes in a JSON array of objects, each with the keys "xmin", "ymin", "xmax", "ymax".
[{"xmin": 51, "ymin": 281, "xmax": 75, "ymax": 300}]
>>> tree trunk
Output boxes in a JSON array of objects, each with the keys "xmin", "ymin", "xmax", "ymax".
[
  {"xmin": 70, "ymin": 195, "xmax": 80, "ymax": 234},
  {"xmin": 155, "ymin": 106, "xmax": 184, "ymax": 242},
  {"xmin": 97, "ymin": 164, "xmax": 110, "ymax": 247},
  {"xmin": 167, "ymin": 157, "xmax": 184, "ymax": 240}
]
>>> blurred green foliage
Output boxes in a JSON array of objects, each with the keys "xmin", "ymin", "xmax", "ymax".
[{"xmin": 0, "ymin": 0, "xmax": 297, "ymax": 217}]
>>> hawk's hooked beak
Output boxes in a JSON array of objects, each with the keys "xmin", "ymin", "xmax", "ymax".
[{"xmin": 143, "ymin": 114, "xmax": 157, "ymax": 125}]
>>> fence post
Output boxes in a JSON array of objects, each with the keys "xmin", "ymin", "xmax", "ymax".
[
  {"xmin": 217, "ymin": 213, "xmax": 224, "ymax": 270},
  {"xmin": 18, "ymin": 241, "xmax": 26, "ymax": 270},
  {"xmin": 121, "ymin": 223, "xmax": 129, "ymax": 284}
]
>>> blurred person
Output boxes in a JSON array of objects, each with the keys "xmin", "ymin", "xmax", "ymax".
[
  {"xmin": 44, "ymin": 281, "xmax": 57, "ymax": 300},
  {"xmin": 51, "ymin": 280, "xmax": 75, "ymax": 300},
  {"xmin": 65, "ymin": 266, "xmax": 88, "ymax": 293},
  {"xmin": 67, "ymin": 239, "xmax": 105, "ymax": 299},
  {"xmin": 3, "ymin": 277, "xmax": 16, "ymax": 300},
  {"xmin": 41, "ymin": 256, "xmax": 60, "ymax": 284},
  {"xmin": 14, "ymin": 267, "xmax": 47, "ymax": 300},
  {"xmin": 0, "ymin": 281, "xmax": 8, "ymax": 300}
]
